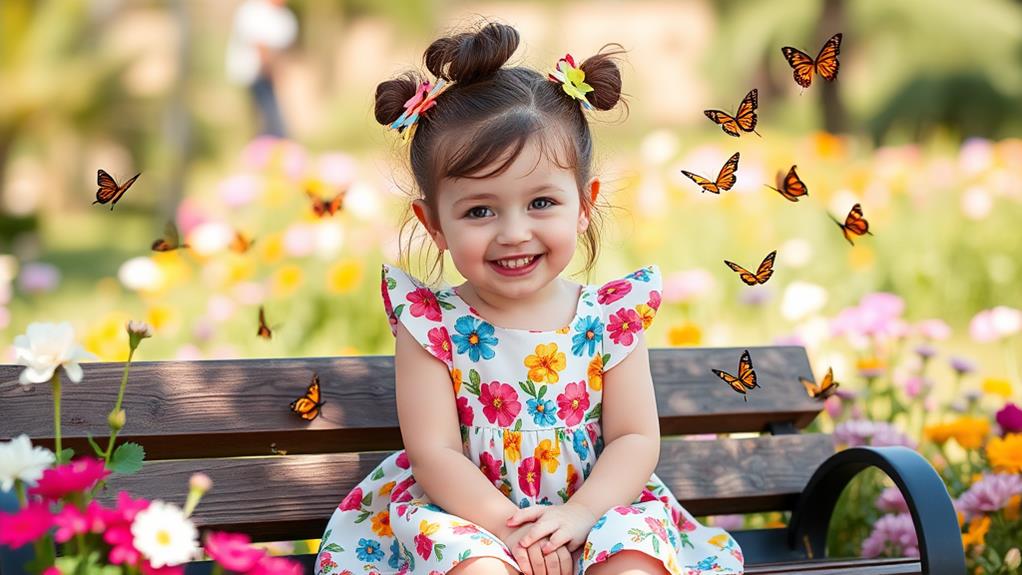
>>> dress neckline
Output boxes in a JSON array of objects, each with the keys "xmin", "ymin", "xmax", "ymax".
[{"xmin": 444, "ymin": 281, "xmax": 588, "ymax": 333}]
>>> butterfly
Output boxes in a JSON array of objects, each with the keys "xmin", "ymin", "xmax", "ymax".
[
  {"xmin": 704, "ymin": 89, "xmax": 761, "ymax": 138},
  {"xmin": 229, "ymin": 230, "xmax": 255, "ymax": 254},
  {"xmin": 724, "ymin": 250, "xmax": 777, "ymax": 286},
  {"xmin": 151, "ymin": 221, "xmax": 189, "ymax": 252},
  {"xmin": 781, "ymin": 33, "xmax": 842, "ymax": 90},
  {"xmin": 93, "ymin": 169, "xmax": 141, "ymax": 210},
  {"xmin": 306, "ymin": 189, "xmax": 345, "ymax": 218},
  {"xmin": 257, "ymin": 305, "xmax": 274, "ymax": 339},
  {"xmin": 711, "ymin": 349, "xmax": 760, "ymax": 401},
  {"xmin": 800, "ymin": 367, "xmax": 839, "ymax": 400},
  {"xmin": 830, "ymin": 203, "xmax": 873, "ymax": 246},
  {"xmin": 290, "ymin": 373, "xmax": 325, "ymax": 421},
  {"xmin": 765, "ymin": 165, "xmax": 809, "ymax": 202},
  {"xmin": 680, "ymin": 152, "xmax": 740, "ymax": 194}
]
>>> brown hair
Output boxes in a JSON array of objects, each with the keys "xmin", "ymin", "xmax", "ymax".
[{"xmin": 374, "ymin": 21, "xmax": 626, "ymax": 284}]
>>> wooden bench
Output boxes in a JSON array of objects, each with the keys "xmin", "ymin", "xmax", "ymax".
[{"xmin": 0, "ymin": 346, "xmax": 965, "ymax": 575}]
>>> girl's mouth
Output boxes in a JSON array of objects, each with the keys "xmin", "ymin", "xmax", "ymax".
[{"xmin": 489, "ymin": 254, "xmax": 542, "ymax": 276}]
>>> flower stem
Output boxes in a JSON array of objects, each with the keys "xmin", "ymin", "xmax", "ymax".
[
  {"xmin": 15, "ymin": 481, "xmax": 26, "ymax": 506},
  {"xmin": 52, "ymin": 371, "xmax": 62, "ymax": 463},
  {"xmin": 104, "ymin": 347, "xmax": 136, "ymax": 463}
]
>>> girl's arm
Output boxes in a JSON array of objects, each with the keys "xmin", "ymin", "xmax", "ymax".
[
  {"xmin": 567, "ymin": 331, "xmax": 661, "ymax": 518},
  {"xmin": 394, "ymin": 322, "xmax": 520, "ymax": 540}
]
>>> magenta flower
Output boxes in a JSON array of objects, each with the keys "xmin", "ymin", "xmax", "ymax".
[
  {"xmin": 607, "ymin": 308, "xmax": 642, "ymax": 346},
  {"xmin": 415, "ymin": 532, "xmax": 434, "ymax": 560},
  {"xmin": 997, "ymin": 403, "xmax": 1022, "ymax": 434},
  {"xmin": 102, "ymin": 491, "xmax": 151, "ymax": 565},
  {"xmin": 478, "ymin": 452, "xmax": 502, "ymax": 485},
  {"xmin": 518, "ymin": 457, "xmax": 542, "ymax": 497},
  {"xmin": 956, "ymin": 473, "xmax": 1022, "ymax": 520},
  {"xmin": 456, "ymin": 396, "xmax": 474, "ymax": 426},
  {"xmin": 597, "ymin": 280, "xmax": 632, "ymax": 305},
  {"xmin": 0, "ymin": 502, "xmax": 53, "ymax": 548},
  {"xmin": 407, "ymin": 288, "xmax": 442, "ymax": 322},
  {"xmin": 875, "ymin": 487, "xmax": 909, "ymax": 514},
  {"xmin": 396, "ymin": 451, "xmax": 410, "ymax": 469},
  {"xmin": 29, "ymin": 457, "xmax": 110, "ymax": 500},
  {"xmin": 338, "ymin": 487, "xmax": 364, "ymax": 511},
  {"xmin": 427, "ymin": 326, "xmax": 452, "ymax": 363},
  {"xmin": 141, "ymin": 563, "xmax": 184, "ymax": 575},
  {"xmin": 556, "ymin": 382, "xmax": 590, "ymax": 426},
  {"xmin": 647, "ymin": 290, "xmax": 662, "ymax": 311},
  {"xmin": 53, "ymin": 500, "xmax": 106, "ymax": 543},
  {"xmin": 479, "ymin": 382, "xmax": 521, "ymax": 427},
  {"xmin": 249, "ymin": 555, "xmax": 304, "ymax": 575},
  {"xmin": 861, "ymin": 513, "xmax": 918, "ymax": 558},
  {"xmin": 205, "ymin": 531, "xmax": 267, "ymax": 573}
]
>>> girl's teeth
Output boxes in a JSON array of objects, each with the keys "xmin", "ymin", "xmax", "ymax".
[{"xmin": 496, "ymin": 256, "xmax": 536, "ymax": 269}]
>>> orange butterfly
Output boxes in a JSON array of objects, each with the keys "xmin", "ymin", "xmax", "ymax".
[
  {"xmin": 800, "ymin": 367, "xmax": 839, "ymax": 400},
  {"xmin": 681, "ymin": 152, "xmax": 740, "ymax": 194},
  {"xmin": 306, "ymin": 189, "xmax": 345, "ymax": 218},
  {"xmin": 229, "ymin": 230, "xmax": 255, "ymax": 254},
  {"xmin": 782, "ymin": 33, "xmax": 842, "ymax": 90},
  {"xmin": 151, "ymin": 221, "xmax": 189, "ymax": 252},
  {"xmin": 257, "ymin": 305, "xmax": 274, "ymax": 339},
  {"xmin": 830, "ymin": 203, "xmax": 873, "ymax": 246},
  {"xmin": 724, "ymin": 250, "xmax": 776, "ymax": 286},
  {"xmin": 290, "ymin": 373, "xmax": 325, "ymax": 421},
  {"xmin": 704, "ymin": 89, "xmax": 760, "ymax": 138},
  {"xmin": 711, "ymin": 349, "xmax": 760, "ymax": 401},
  {"xmin": 93, "ymin": 169, "xmax": 140, "ymax": 211},
  {"xmin": 766, "ymin": 165, "xmax": 809, "ymax": 202}
]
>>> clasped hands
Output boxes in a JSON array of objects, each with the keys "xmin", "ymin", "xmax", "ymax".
[{"xmin": 498, "ymin": 502, "xmax": 598, "ymax": 575}]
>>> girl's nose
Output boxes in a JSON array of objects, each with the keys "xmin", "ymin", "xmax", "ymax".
[{"xmin": 496, "ymin": 215, "xmax": 533, "ymax": 244}]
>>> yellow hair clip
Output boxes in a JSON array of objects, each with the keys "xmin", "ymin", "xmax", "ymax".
[{"xmin": 548, "ymin": 54, "xmax": 593, "ymax": 110}]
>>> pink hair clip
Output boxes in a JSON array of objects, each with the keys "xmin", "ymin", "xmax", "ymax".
[{"xmin": 390, "ymin": 79, "xmax": 451, "ymax": 142}]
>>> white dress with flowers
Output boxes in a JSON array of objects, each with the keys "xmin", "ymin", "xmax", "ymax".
[{"xmin": 314, "ymin": 264, "xmax": 744, "ymax": 575}]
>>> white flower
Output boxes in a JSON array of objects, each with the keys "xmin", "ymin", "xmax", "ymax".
[
  {"xmin": 13, "ymin": 322, "xmax": 95, "ymax": 386},
  {"xmin": 0, "ymin": 434, "xmax": 55, "ymax": 491},
  {"xmin": 131, "ymin": 500, "xmax": 199, "ymax": 567},
  {"xmin": 781, "ymin": 281, "xmax": 829, "ymax": 322}
]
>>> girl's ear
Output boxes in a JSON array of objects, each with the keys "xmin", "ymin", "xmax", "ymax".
[
  {"xmin": 412, "ymin": 199, "xmax": 448, "ymax": 251},
  {"xmin": 578, "ymin": 178, "xmax": 599, "ymax": 233}
]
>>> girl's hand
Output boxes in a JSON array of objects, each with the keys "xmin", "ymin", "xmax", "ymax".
[
  {"xmin": 500, "ymin": 523, "xmax": 573, "ymax": 575},
  {"xmin": 505, "ymin": 502, "xmax": 598, "ymax": 554}
]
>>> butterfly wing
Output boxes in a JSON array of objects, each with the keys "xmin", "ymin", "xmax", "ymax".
[
  {"xmin": 326, "ymin": 192, "xmax": 344, "ymax": 216},
  {"xmin": 290, "ymin": 375, "xmax": 324, "ymax": 421},
  {"xmin": 229, "ymin": 231, "xmax": 253, "ymax": 254},
  {"xmin": 306, "ymin": 189, "xmax": 327, "ymax": 217},
  {"xmin": 754, "ymin": 250, "xmax": 777, "ymax": 284},
  {"xmin": 258, "ymin": 306, "xmax": 272, "ymax": 339},
  {"xmin": 712, "ymin": 368, "xmax": 749, "ymax": 399},
  {"xmin": 737, "ymin": 350, "xmax": 759, "ymax": 390},
  {"xmin": 844, "ymin": 203, "xmax": 870, "ymax": 236},
  {"xmin": 814, "ymin": 33, "xmax": 842, "ymax": 82},
  {"xmin": 704, "ymin": 110, "xmax": 741, "ymax": 138},
  {"xmin": 715, "ymin": 152, "xmax": 741, "ymax": 192},
  {"xmin": 781, "ymin": 165, "xmax": 809, "ymax": 200},
  {"xmin": 781, "ymin": 46, "xmax": 816, "ymax": 88},
  {"xmin": 681, "ymin": 170, "xmax": 720, "ymax": 194},
  {"xmin": 800, "ymin": 376, "xmax": 821, "ymax": 398},
  {"xmin": 734, "ymin": 89, "xmax": 759, "ymax": 133},
  {"xmin": 724, "ymin": 260, "xmax": 760, "ymax": 286}
]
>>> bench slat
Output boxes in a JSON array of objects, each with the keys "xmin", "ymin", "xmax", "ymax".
[
  {"xmin": 1, "ymin": 347, "xmax": 823, "ymax": 460},
  {"xmin": 97, "ymin": 434, "xmax": 834, "ymax": 544}
]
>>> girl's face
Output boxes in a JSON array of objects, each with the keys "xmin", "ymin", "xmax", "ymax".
[{"xmin": 414, "ymin": 136, "xmax": 592, "ymax": 309}]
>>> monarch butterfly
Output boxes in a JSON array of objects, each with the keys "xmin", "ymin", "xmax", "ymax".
[
  {"xmin": 766, "ymin": 165, "xmax": 809, "ymax": 202},
  {"xmin": 229, "ymin": 230, "xmax": 255, "ymax": 254},
  {"xmin": 681, "ymin": 152, "xmax": 740, "ymax": 194},
  {"xmin": 781, "ymin": 33, "xmax": 842, "ymax": 90},
  {"xmin": 306, "ymin": 189, "xmax": 345, "ymax": 218},
  {"xmin": 724, "ymin": 250, "xmax": 777, "ymax": 286},
  {"xmin": 800, "ymin": 367, "xmax": 839, "ymax": 400},
  {"xmin": 151, "ymin": 221, "xmax": 189, "ymax": 252},
  {"xmin": 257, "ymin": 305, "xmax": 274, "ymax": 339},
  {"xmin": 704, "ymin": 89, "xmax": 761, "ymax": 138},
  {"xmin": 711, "ymin": 349, "xmax": 760, "ymax": 401},
  {"xmin": 290, "ymin": 373, "xmax": 325, "ymax": 421},
  {"xmin": 93, "ymin": 169, "xmax": 141, "ymax": 210},
  {"xmin": 830, "ymin": 203, "xmax": 873, "ymax": 246}
]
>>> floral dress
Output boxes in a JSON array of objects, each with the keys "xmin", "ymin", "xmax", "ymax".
[{"xmin": 314, "ymin": 264, "xmax": 744, "ymax": 575}]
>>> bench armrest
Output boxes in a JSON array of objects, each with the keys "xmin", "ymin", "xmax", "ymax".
[{"xmin": 787, "ymin": 446, "xmax": 965, "ymax": 575}]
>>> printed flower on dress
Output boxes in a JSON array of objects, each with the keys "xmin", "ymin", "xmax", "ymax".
[
  {"xmin": 504, "ymin": 430, "xmax": 522, "ymax": 463},
  {"xmin": 527, "ymin": 397, "xmax": 558, "ymax": 426},
  {"xmin": 518, "ymin": 457, "xmax": 542, "ymax": 496},
  {"xmin": 479, "ymin": 381, "xmax": 521, "ymax": 426},
  {"xmin": 534, "ymin": 439, "xmax": 561, "ymax": 473},
  {"xmin": 587, "ymin": 355, "xmax": 604, "ymax": 391},
  {"xmin": 414, "ymin": 521, "xmax": 439, "ymax": 560},
  {"xmin": 607, "ymin": 307, "xmax": 643, "ymax": 346},
  {"xmin": 571, "ymin": 316, "xmax": 603, "ymax": 357},
  {"xmin": 635, "ymin": 303, "xmax": 657, "ymax": 330},
  {"xmin": 451, "ymin": 316, "xmax": 498, "ymax": 362},
  {"xmin": 525, "ymin": 343, "xmax": 566, "ymax": 383},
  {"xmin": 456, "ymin": 396, "xmax": 474, "ymax": 426},
  {"xmin": 356, "ymin": 537, "xmax": 386, "ymax": 562},
  {"xmin": 339, "ymin": 487, "xmax": 364, "ymax": 511},
  {"xmin": 572, "ymin": 428, "xmax": 591, "ymax": 459},
  {"xmin": 479, "ymin": 452, "xmax": 502, "ymax": 484},
  {"xmin": 557, "ymin": 381, "xmax": 590, "ymax": 426},
  {"xmin": 426, "ymin": 327, "xmax": 453, "ymax": 363},
  {"xmin": 371, "ymin": 511, "xmax": 393, "ymax": 537},
  {"xmin": 407, "ymin": 287, "xmax": 442, "ymax": 322},
  {"xmin": 597, "ymin": 279, "xmax": 632, "ymax": 305}
]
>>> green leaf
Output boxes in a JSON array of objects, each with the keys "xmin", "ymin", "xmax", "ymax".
[
  {"xmin": 109, "ymin": 442, "xmax": 145, "ymax": 475},
  {"xmin": 470, "ymin": 369, "xmax": 481, "ymax": 386},
  {"xmin": 57, "ymin": 447, "xmax": 75, "ymax": 464},
  {"xmin": 585, "ymin": 404, "xmax": 602, "ymax": 421},
  {"xmin": 371, "ymin": 466, "xmax": 385, "ymax": 481},
  {"xmin": 538, "ymin": 385, "xmax": 547, "ymax": 399},
  {"xmin": 394, "ymin": 303, "xmax": 405, "ymax": 318},
  {"xmin": 434, "ymin": 543, "xmax": 445, "ymax": 561},
  {"xmin": 361, "ymin": 491, "xmax": 373, "ymax": 506},
  {"xmin": 514, "ymin": 419, "xmax": 522, "ymax": 431},
  {"xmin": 86, "ymin": 433, "xmax": 105, "ymax": 458},
  {"xmin": 322, "ymin": 542, "xmax": 344, "ymax": 553},
  {"xmin": 652, "ymin": 537, "xmax": 660, "ymax": 554}
]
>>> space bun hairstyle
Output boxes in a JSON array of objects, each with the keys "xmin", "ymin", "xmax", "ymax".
[{"xmin": 374, "ymin": 20, "xmax": 626, "ymax": 282}]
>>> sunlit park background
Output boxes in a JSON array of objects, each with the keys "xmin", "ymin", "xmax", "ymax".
[{"xmin": 3, "ymin": 0, "xmax": 1022, "ymax": 569}]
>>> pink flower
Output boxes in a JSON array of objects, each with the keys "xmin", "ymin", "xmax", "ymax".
[
  {"xmin": 518, "ymin": 457, "xmax": 541, "ymax": 497},
  {"xmin": 996, "ymin": 403, "xmax": 1022, "ymax": 434},
  {"xmin": 875, "ymin": 487, "xmax": 909, "ymax": 514},
  {"xmin": 390, "ymin": 477, "xmax": 415, "ymax": 503},
  {"xmin": 205, "ymin": 531, "xmax": 267, "ymax": 573},
  {"xmin": 647, "ymin": 291, "xmax": 662, "ymax": 311},
  {"xmin": 478, "ymin": 452, "xmax": 502, "ymax": 485},
  {"xmin": 956, "ymin": 473, "xmax": 1022, "ymax": 520},
  {"xmin": 427, "ymin": 327, "xmax": 452, "ymax": 363},
  {"xmin": 861, "ymin": 513, "xmax": 918, "ymax": 558},
  {"xmin": 607, "ymin": 308, "xmax": 642, "ymax": 346},
  {"xmin": 479, "ymin": 382, "xmax": 521, "ymax": 427},
  {"xmin": 644, "ymin": 516, "xmax": 668, "ymax": 542},
  {"xmin": 614, "ymin": 505, "xmax": 642, "ymax": 515},
  {"xmin": 597, "ymin": 280, "xmax": 632, "ymax": 305},
  {"xmin": 53, "ymin": 500, "xmax": 106, "ymax": 543},
  {"xmin": 451, "ymin": 523, "xmax": 480, "ymax": 535},
  {"xmin": 395, "ymin": 451, "xmax": 410, "ymax": 469},
  {"xmin": 970, "ymin": 306, "xmax": 1022, "ymax": 342},
  {"xmin": 456, "ymin": 396, "xmax": 473, "ymax": 426},
  {"xmin": 556, "ymin": 382, "xmax": 590, "ymax": 426},
  {"xmin": 0, "ymin": 502, "xmax": 53, "ymax": 548},
  {"xmin": 834, "ymin": 420, "xmax": 917, "ymax": 449},
  {"xmin": 339, "ymin": 487, "xmax": 364, "ymax": 511},
  {"xmin": 29, "ymin": 457, "xmax": 110, "ymax": 500},
  {"xmin": 710, "ymin": 514, "xmax": 744, "ymax": 531},
  {"xmin": 102, "ymin": 491, "xmax": 151, "ymax": 565},
  {"xmin": 662, "ymin": 269, "xmax": 714, "ymax": 304},
  {"xmin": 915, "ymin": 319, "xmax": 951, "ymax": 341},
  {"xmin": 142, "ymin": 564, "xmax": 184, "ymax": 575},
  {"xmin": 249, "ymin": 555, "xmax": 304, "ymax": 575},
  {"xmin": 414, "ymin": 533, "xmax": 434, "ymax": 560},
  {"xmin": 407, "ymin": 288, "xmax": 442, "ymax": 322}
]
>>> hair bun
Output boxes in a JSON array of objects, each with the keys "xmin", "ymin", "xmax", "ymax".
[
  {"xmin": 579, "ymin": 44, "xmax": 625, "ymax": 111},
  {"xmin": 374, "ymin": 72, "xmax": 423, "ymax": 126},
  {"xmin": 424, "ymin": 22, "xmax": 519, "ymax": 84}
]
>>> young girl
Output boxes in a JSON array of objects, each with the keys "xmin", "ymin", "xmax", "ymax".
[{"xmin": 316, "ymin": 22, "xmax": 744, "ymax": 575}]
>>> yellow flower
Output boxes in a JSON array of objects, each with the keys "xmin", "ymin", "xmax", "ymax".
[
  {"xmin": 950, "ymin": 416, "xmax": 990, "ymax": 450},
  {"xmin": 451, "ymin": 368, "xmax": 462, "ymax": 395},
  {"xmin": 924, "ymin": 422, "xmax": 955, "ymax": 445},
  {"xmin": 635, "ymin": 303, "xmax": 656, "ymax": 330},
  {"xmin": 524, "ymin": 343, "xmax": 566, "ymax": 384},
  {"xmin": 848, "ymin": 245, "xmax": 875, "ymax": 272},
  {"xmin": 855, "ymin": 356, "xmax": 887, "ymax": 378},
  {"xmin": 811, "ymin": 131, "xmax": 845, "ymax": 160},
  {"xmin": 327, "ymin": 259, "xmax": 363, "ymax": 294},
  {"xmin": 378, "ymin": 481, "xmax": 395, "ymax": 496},
  {"xmin": 668, "ymin": 322, "xmax": 701, "ymax": 346},
  {"xmin": 981, "ymin": 378, "xmax": 1013, "ymax": 399},
  {"xmin": 961, "ymin": 515, "xmax": 990, "ymax": 548},
  {"xmin": 83, "ymin": 311, "xmax": 132, "ymax": 361},
  {"xmin": 146, "ymin": 304, "xmax": 175, "ymax": 332},
  {"xmin": 534, "ymin": 439, "xmax": 561, "ymax": 474},
  {"xmin": 503, "ymin": 431, "xmax": 522, "ymax": 463},
  {"xmin": 226, "ymin": 258, "xmax": 256, "ymax": 285},
  {"xmin": 259, "ymin": 232, "xmax": 284, "ymax": 263},
  {"xmin": 555, "ymin": 326, "xmax": 570, "ymax": 335},
  {"xmin": 587, "ymin": 355, "xmax": 604, "ymax": 391},
  {"xmin": 371, "ymin": 511, "xmax": 393, "ymax": 537},
  {"xmin": 418, "ymin": 519, "xmax": 440, "ymax": 536},
  {"xmin": 986, "ymin": 433, "xmax": 1022, "ymax": 474},
  {"xmin": 707, "ymin": 533, "xmax": 731, "ymax": 548},
  {"xmin": 1004, "ymin": 494, "xmax": 1021, "ymax": 521},
  {"xmin": 272, "ymin": 265, "xmax": 304, "ymax": 296}
]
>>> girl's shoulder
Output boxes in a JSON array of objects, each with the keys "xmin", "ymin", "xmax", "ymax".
[{"xmin": 593, "ymin": 264, "xmax": 663, "ymax": 371}]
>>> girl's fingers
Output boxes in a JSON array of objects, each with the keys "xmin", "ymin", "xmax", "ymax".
[
  {"xmin": 507, "ymin": 505, "xmax": 543, "ymax": 527},
  {"xmin": 520, "ymin": 521, "xmax": 556, "ymax": 549},
  {"xmin": 542, "ymin": 528, "xmax": 571, "ymax": 554}
]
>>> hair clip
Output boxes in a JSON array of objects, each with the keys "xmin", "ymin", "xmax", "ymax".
[
  {"xmin": 548, "ymin": 54, "xmax": 593, "ymax": 111},
  {"xmin": 390, "ymin": 79, "xmax": 451, "ymax": 142}
]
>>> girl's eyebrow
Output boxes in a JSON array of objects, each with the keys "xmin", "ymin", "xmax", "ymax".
[{"xmin": 454, "ymin": 184, "xmax": 563, "ymax": 206}]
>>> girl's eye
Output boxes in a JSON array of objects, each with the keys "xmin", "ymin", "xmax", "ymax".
[
  {"xmin": 531, "ymin": 197, "xmax": 556, "ymax": 209},
  {"xmin": 466, "ymin": 206, "xmax": 493, "ymax": 219}
]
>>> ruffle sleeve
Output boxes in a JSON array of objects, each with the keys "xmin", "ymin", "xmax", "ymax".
[
  {"xmin": 598, "ymin": 264, "xmax": 662, "ymax": 371},
  {"xmin": 380, "ymin": 263, "xmax": 455, "ymax": 369}
]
